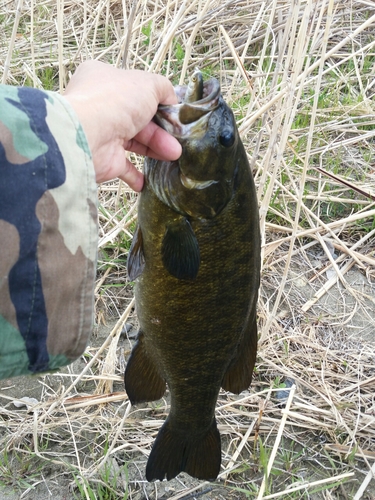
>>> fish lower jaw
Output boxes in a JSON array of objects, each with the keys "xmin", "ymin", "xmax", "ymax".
[{"xmin": 180, "ymin": 173, "xmax": 218, "ymax": 190}]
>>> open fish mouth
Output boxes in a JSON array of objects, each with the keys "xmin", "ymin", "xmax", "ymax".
[{"xmin": 155, "ymin": 76, "xmax": 220, "ymax": 139}]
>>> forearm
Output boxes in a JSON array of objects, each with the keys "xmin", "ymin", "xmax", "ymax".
[{"xmin": 0, "ymin": 84, "xmax": 98, "ymax": 378}]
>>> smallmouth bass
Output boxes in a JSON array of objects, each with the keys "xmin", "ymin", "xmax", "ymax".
[{"xmin": 125, "ymin": 70, "xmax": 261, "ymax": 481}]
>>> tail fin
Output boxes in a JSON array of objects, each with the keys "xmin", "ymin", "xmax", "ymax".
[{"xmin": 146, "ymin": 418, "xmax": 221, "ymax": 481}]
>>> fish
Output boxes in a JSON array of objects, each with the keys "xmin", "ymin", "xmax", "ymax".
[
  {"xmin": 125, "ymin": 70, "xmax": 261, "ymax": 482},
  {"xmin": 184, "ymin": 68, "xmax": 203, "ymax": 103}
]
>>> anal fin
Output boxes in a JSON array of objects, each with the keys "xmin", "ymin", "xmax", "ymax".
[
  {"xmin": 146, "ymin": 418, "xmax": 221, "ymax": 481},
  {"xmin": 221, "ymin": 307, "xmax": 258, "ymax": 394},
  {"xmin": 125, "ymin": 331, "xmax": 166, "ymax": 404}
]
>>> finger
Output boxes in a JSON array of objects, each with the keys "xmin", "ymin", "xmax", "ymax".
[
  {"xmin": 125, "ymin": 122, "xmax": 182, "ymax": 161},
  {"xmin": 152, "ymin": 73, "xmax": 179, "ymax": 106},
  {"xmin": 118, "ymin": 158, "xmax": 144, "ymax": 192}
]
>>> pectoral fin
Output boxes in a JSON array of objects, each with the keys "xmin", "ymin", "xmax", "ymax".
[
  {"xmin": 127, "ymin": 225, "xmax": 145, "ymax": 281},
  {"xmin": 161, "ymin": 218, "xmax": 200, "ymax": 280}
]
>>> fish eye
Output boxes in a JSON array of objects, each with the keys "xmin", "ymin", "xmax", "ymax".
[{"xmin": 219, "ymin": 130, "xmax": 235, "ymax": 148}]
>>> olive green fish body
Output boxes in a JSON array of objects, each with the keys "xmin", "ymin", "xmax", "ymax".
[{"xmin": 125, "ymin": 72, "xmax": 260, "ymax": 481}]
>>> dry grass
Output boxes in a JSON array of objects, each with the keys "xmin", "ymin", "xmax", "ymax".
[{"xmin": 1, "ymin": 0, "xmax": 375, "ymax": 498}]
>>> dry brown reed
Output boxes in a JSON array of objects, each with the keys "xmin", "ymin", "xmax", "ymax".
[{"xmin": 0, "ymin": 0, "xmax": 375, "ymax": 498}]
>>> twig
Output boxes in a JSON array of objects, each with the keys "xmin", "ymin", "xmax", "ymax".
[
  {"xmin": 261, "ymin": 471, "xmax": 355, "ymax": 499},
  {"xmin": 257, "ymin": 384, "xmax": 296, "ymax": 499}
]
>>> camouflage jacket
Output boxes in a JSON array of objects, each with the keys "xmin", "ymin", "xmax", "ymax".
[{"xmin": 0, "ymin": 85, "xmax": 98, "ymax": 379}]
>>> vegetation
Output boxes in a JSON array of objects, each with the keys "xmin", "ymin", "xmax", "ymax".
[{"xmin": 1, "ymin": 0, "xmax": 375, "ymax": 498}]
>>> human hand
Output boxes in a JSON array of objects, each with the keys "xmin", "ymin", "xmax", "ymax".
[{"xmin": 64, "ymin": 60, "xmax": 181, "ymax": 191}]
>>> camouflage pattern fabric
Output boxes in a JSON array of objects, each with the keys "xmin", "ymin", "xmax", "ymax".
[{"xmin": 0, "ymin": 85, "xmax": 98, "ymax": 379}]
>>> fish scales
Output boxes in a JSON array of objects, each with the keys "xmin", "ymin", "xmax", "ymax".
[{"xmin": 125, "ymin": 71, "xmax": 260, "ymax": 482}]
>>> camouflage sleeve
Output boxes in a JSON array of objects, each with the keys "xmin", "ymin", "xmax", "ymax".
[{"xmin": 0, "ymin": 84, "xmax": 98, "ymax": 379}]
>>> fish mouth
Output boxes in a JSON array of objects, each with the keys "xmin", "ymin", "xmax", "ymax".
[
  {"xmin": 155, "ymin": 77, "xmax": 220, "ymax": 139},
  {"xmin": 180, "ymin": 173, "xmax": 218, "ymax": 190}
]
